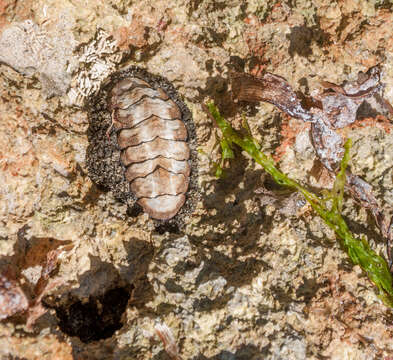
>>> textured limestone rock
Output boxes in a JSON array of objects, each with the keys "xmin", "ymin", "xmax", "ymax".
[
  {"xmin": 0, "ymin": 19, "xmax": 77, "ymax": 97},
  {"xmin": 1, "ymin": 0, "xmax": 393, "ymax": 359}
]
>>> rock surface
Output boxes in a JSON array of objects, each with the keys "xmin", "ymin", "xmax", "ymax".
[{"xmin": 0, "ymin": 0, "xmax": 393, "ymax": 359}]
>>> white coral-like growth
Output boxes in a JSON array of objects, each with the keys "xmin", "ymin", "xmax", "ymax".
[{"xmin": 68, "ymin": 29, "xmax": 123, "ymax": 106}]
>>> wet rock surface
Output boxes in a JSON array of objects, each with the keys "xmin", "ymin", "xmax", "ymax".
[{"xmin": 0, "ymin": 0, "xmax": 393, "ymax": 359}]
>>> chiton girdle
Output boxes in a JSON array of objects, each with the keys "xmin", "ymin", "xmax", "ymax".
[{"xmin": 86, "ymin": 66, "xmax": 198, "ymax": 223}]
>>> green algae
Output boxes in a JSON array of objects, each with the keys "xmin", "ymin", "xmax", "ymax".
[{"xmin": 207, "ymin": 101, "xmax": 393, "ymax": 307}]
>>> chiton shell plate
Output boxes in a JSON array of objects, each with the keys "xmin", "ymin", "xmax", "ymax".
[{"xmin": 86, "ymin": 67, "xmax": 197, "ymax": 222}]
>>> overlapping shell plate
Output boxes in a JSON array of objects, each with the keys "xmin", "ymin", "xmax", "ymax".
[{"xmin": 86, "ymin": 66, "xmax": 198, "ymax": 223}]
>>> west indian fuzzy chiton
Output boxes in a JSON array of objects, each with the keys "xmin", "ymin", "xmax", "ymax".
[{"xmin": 86, "ymin": 67, "xmax": 198, "ymax": 222}]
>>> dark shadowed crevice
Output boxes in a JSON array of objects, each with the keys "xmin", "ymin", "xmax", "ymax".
[
  {"xmin": 53, "ymin": 287, "xmax": 132, "ymax": 343},
  {"xmin": 155, "ymin": 222, "xmax": 180, "ymax": 234}
]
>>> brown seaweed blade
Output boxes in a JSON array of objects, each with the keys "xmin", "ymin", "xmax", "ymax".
[
  {"xmin": 317, "ymin": 67, "xmax": 393, "ymax": 264},
  {"xmin": 231, "ymin": 72, "xmax": 313, "ymax": 122},
  {"xmin": 319, "ymin": 66, "xmax": 384, "ymax": 129},
  {"xmin": 321, "ymin": 66, "xmax": 382, "ymax": 99},
  {"xmin": 232, "ymin": 72, "xmax": 344, "ymax": 170},
  {"xmin": 320, "ymin": 93, "xmax": 363, "ymax": 129},
  {"xmin": 310, "ymin": 111, "xmax": 344, "ymax": 171},
  {"xmin": 346, "ymin": 172, "xmax": 393, "ymax": 270},
  {"xmin": 231, "ymin": 67, "xmax": 393, "ymax": 268}
]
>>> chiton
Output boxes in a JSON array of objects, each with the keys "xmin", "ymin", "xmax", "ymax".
[{"xmin": 86, "ymin": 67, "xmax": 197, "ymax": 222}]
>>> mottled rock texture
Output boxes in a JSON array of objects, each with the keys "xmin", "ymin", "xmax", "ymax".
[{"xmin": 0, "ymin": 0, "xmax": 393, "ymax": 359}]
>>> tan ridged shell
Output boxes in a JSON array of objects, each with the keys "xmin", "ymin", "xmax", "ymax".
[{"xmin": 111, "ymin": 77, "xmax": 190, "ymax": 220}]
